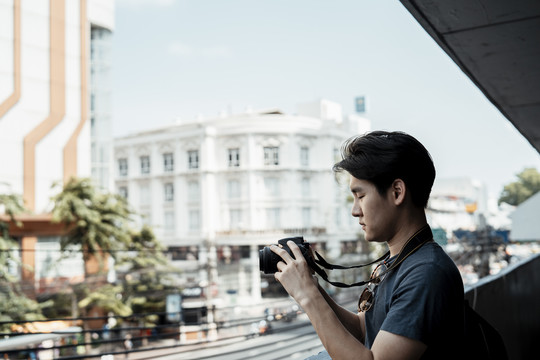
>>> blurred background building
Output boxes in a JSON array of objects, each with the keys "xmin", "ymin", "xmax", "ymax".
[
  {"xmin": 113, "ymin": 98, "xmax": 371, "ymax": 302},
  {"xmin": 0, "ymin": 0, "xmax": 114, "ymax": 294}
]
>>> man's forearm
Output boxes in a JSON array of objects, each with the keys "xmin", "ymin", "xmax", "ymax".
[
  {"xmin": 299, "ymin": 286, "xmax": 372, "ymax": 359},
  {"xmin": 317, "ymin": 283, "xmax": 365, "ymax": 342}
]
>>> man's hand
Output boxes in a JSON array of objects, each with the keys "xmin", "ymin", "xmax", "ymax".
[{"xmin": 271, "ymin": 241, "xmax": 319, "ymax": 304}]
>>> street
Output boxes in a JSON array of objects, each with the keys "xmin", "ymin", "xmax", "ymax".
[{"xmin": 123, "ymin": 315, "xmax": 324, "ymax": 360}]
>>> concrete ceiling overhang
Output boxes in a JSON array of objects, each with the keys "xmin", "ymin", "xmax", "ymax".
[{"xmin": 400, "ymin": 0, "xmax": 540, "ymax": 154}]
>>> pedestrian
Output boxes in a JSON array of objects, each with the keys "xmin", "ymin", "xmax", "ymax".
[
  {"xmin": 271, "ymin": 131, "xmax": 464, "ymax": 359},
  {"xmin": 123, "ymin": 334, "xmax": 133, "ymax": 359}
]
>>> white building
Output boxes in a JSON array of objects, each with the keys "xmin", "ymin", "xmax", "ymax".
[
  {"xmin": 0, "ymin": 0, "xmax": 114, "ymax": 293},
  {"xmin": 510, "ymin": 191, "xmax": 540, "ymax": 242},
  {"xmin": 0, "ymin": 0, "xmax": 114, "ymax": 212},
  {"xmin": 427, "ymin": 177, "xmax": 514, "ymax": 238},
  {"xmin": 114, "ymin": 99, "xmax": 370, "ymax": 299},
  {"xmin": 427, "ymin": 177, "xmax": 488, "ymax": 235}
]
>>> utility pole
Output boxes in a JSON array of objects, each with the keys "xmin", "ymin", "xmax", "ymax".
[{"xmin": 204, "ymin": 236, "xmax": 218, "ymax": 341}]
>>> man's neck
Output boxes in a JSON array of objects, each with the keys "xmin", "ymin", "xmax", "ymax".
[{"xmin": 387, "ymin": 215, "xmax": 428, "ymax": 257}]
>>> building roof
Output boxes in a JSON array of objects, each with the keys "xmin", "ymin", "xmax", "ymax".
[
  {"xmin": 0, "ymin": 213, "xmax": 68, "ymax": 236},
  {"xmin": 400, "ymin": 0, "xmax": 540, "ymax": 154}
]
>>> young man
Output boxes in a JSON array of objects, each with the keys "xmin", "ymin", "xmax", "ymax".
[{"xmin": 271, "ymin": 131, "xmax": 464, "ymax": 360}]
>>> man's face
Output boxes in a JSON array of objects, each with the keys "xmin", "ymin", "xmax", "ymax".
[{"xmin": 349, "ymin": 176, "xmax": 396, "ymax": 243}]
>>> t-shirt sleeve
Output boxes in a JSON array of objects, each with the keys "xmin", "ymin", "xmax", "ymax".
[{"xmin": 379, "ymin": 262, "xmax": 458, "ymax": 344}]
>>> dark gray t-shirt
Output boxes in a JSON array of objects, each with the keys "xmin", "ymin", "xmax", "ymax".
[{"xmin": 364, "ymin": 241, "xmax": 464, "ymax": 359}]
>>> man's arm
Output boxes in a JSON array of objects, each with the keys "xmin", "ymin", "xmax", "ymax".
[
  {"xmin": 273, "ymin": 242, "xmax": 427, "ymax": 360},
  {"xmin": 316, "ymin": 282, "xmax": 365, "ymax": 342}
]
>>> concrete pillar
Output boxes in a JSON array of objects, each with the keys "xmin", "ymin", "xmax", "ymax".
[{"xmin": 250, "ymin": 244, "xmax": 262, "ymax": 301}]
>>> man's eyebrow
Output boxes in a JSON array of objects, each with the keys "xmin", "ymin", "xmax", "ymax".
[{"xmin": 350, "ymin": 186, "xmax": 364, "ymax": 194}]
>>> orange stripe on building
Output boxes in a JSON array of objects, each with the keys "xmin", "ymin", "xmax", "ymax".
[
  {"xmin": 23, "ymin": 0, "xmax": 66, "ymax": 211},
  {"xmin": 63, "ymin": 0, "xmax": 88, "ymax": 183},
  {"xmin": 0, "ymin": 0, "xmax": 21, "ymax": 118}
]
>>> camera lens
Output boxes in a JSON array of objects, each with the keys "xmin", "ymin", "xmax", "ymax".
[{"xmin": 259, "ymin": 246, "xmax": 279, "ymax": 274}]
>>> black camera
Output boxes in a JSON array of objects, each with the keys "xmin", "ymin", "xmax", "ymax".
[
  {"xmin": 259, "ymin": 237, "xmax": 312, "ymax": 274},
  {"xmin": 259, "ymin": 235, "xmax": 394, "ymax": 289}
]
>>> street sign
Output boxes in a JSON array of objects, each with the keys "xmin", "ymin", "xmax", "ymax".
[{"xmin": 166, "ymin": 294, "xmax": 182, "ymax": 322}]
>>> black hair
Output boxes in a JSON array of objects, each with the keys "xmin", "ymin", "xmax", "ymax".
[{"xmin": 332, "ymin": 131, "xmax": 436, "ymax": 208}]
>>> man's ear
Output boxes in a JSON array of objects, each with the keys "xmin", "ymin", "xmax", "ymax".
[{"xmin": 391, "ymin": 179, "xmax": 406, "ymax": 205}]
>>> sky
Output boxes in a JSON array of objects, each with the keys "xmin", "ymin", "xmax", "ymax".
[{"xmin": 111, "ymin": 0, "xmax": 540, "ymax": 199}]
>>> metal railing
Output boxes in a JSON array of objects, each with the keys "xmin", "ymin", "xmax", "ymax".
[{"xmin": 464, "ymin": 252, "xmax": 540, "ymax": 360}]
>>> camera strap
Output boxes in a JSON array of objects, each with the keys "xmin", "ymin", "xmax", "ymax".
[{"xmin": 308, "ymin": 225, "xmax": 433, "ymax": 288}]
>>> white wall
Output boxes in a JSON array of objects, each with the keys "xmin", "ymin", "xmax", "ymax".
[{"xmin": 114, "ymin": 102, "xmax": 364, "ymax": 249}]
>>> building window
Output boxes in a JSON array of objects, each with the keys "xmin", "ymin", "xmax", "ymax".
[
  {"xmin": 164, "ymin": 183, "xmax": 174, "ymax": 202},
  {"xmin": 140, "ymin": 155, "xmax": 150, "ymax": 174},
  {"xmin": 264, "ymin": 177, "xmax": 280, "ymax": 197},
  {"xmin": 188, "ymin": 150, "xmax": 199, "ymax": 169},
  {"xmin": 266, "ymin": 207, "xmax": 281, "ymax": 229},
  {"xmin": 230, "ymin": 209, "xmax": 242, "ymax": 229},
  {"xmin": 163, "ymin": 153, "xmax": 174, "ymax": 172},
  {"xmin": 140, "ymin": 184, "xmax": 150, "ymax": 206},
  {"xmin": 228, "ymin": 148, "xmax": 240, "ymax": 167},
  {"xmin": 170, "ymin": 246, "xmax": 198, "ymax": 261},
  {"xmin": 227, "ymin": 179, "xmax": 241, "ymax": 199},
  {"xmin": 118, "ymin": 186, "xmax": 128, "ymax": 199},
  {"xmin": 302, "ymin": 177, "xmax": 310, "ymax": 198},
  {"xmin": 189, "ymin": 209, "xmax": 200, "ymax": 231},
  {"xmin": 141, "ymin": 211, "xmax": 151, "ymax": 226},
  {"xmin": 300, "ymin": 147, "xmax": 309, "ymax": 167},
  {"xmin": 263, "ymin": 146, "xmax": 279, "ymax": 166},
  {"xmin": 188, "ymin": 181, "xmax": 200, "ymax": 202},
  {"xmin": 118, "ymin": 158, "xmax": 128, "ymax": 176},
  {"xmin": 302, "ymin": 207, "xmax": 311, "ymax": 228},
  {"xmin": 164, "ymin": 210, "xmax": 175, "ymax": 232}
]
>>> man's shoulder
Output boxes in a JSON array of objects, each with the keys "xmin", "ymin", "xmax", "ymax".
[
  {"xmin": 406, "ymin": 241, "xmax": 454, "ymax": 264},
  {"xmin": 398, "ymin": 241, "xmax": 462, "ymax": 283}
]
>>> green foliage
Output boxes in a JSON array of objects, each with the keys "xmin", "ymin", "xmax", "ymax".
[
  {"xmin": 39, "ymin": 291, "xmax": 75, "ymax": 319},
  {"xmin": 0, "ymin": 286, "xmax": 51, "ymax": 332},
  {"xmin": 78, "ymin": 284, "xmax": 132, "ymax": 317},
  {"xmin": 117, "ymin": 226, "xmax": 180, "ymax": 327},
  {"xmin": 0, "ymin": 193, "xmax": 47, "ymax": 330},
  {"xmin": 0, "ymin": 236, "xmax": 18, "ymax": 284},
  {"xmin": 117, "ymin": 226, "xmax": 168, "ymax": 269},
  {"xmin": 51, "ymin": 177, "xmax": 133, "ymax": 271},
  {"xmin": 0, "ymin": 193, "xmax": 26, "ymax": 226},
  {"xmin": 0, "ymin": 194, "xmax": 26, "ymax": 282},
  {"xmin": 499, "ymin": 168, "xmax": 540, "ymax": 206}
]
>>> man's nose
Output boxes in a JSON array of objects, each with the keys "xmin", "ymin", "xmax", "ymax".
[{"xmin": 352, "ymin": 202, "xmax": 362, "ymax": 217}]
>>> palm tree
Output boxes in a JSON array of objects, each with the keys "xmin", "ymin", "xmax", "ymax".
[
  {"xmin": 50, "ymin": 177, "xmax": 135, "ymax": 350},
  {"xmin": 0, "ymin": 193, "xmax": 49, "ymax": 332},
  {"xmin": 51, "ymin": 177, "xmax": 133, "ymax": 278}
]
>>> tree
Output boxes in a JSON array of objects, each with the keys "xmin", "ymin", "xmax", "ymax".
[
  {"xmin": 116, "ymin": 226, "xmax": 180, "ymax": 327},
  {"xmin": 498, "ymin": 167, "xmax": 540, "ymax": 206},
  {"xmin": 78, "ymin": 284, "xmax": 132, "ymax": 317},
  {"xmin": 51, "ymin": 177, "xmax": 133, "ymax": 276},
  {"xmin": 0, "ymin": 194, "xmax": 49, "ymax": 332},
  {"xmin": 50, "ymin": 177, "xmax": 134, "ymax": 328},
  {"xmin": 0, "ymin": 194, "xmax": 26, "ymax": 283},
  {"xmin": 51, "ymin": 178, "xmax": 179, "ymax": 330}
]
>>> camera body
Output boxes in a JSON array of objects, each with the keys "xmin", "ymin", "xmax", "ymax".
[{"xmin": 259, "ymin": 236, "xmax": 311, "ymax": 274}]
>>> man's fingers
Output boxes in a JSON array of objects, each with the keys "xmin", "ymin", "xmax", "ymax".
[
  {"xmin": 270, "ymin": 245, "xmax": 293, "ymax": 263},
  {"xmin": 287, "ymin": 241, "xmax": 306, "ymax": 261},
  {"xmin": 276, "ymin": 261, "xmax": 286, "ymax": 272}
]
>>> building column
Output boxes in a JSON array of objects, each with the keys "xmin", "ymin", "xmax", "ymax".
[
  {"xmin": 21, "ymin": 236, "xmax": 37, "ymax": 298},
  {"xmin": 250, "ymin": 244, "xmax": 262, "ymax": 301}
]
